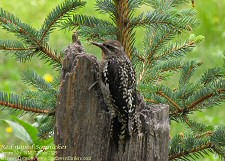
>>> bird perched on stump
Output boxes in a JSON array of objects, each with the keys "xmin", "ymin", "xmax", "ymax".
[{"xmin": 92, "ymin": 40, "xmax": 137, "ymax": 151}]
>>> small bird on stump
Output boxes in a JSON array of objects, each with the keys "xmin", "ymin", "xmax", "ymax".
[{"xmin": 92, "ymin": 40, "xmax": 137, "ymax": 151}]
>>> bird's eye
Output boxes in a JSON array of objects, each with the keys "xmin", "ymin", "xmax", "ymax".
[{"xmin": 105, "ymin": 44, "xmax": 114, "ymax": 50}]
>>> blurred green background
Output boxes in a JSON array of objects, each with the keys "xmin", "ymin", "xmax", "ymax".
[{"xmin": 0, "ymin": 0, "xmax": 225, "ymax": 160}]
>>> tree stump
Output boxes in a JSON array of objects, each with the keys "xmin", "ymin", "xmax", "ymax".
[{"xmin": 54, "ymin": 38, "xmax": 170, "ymax": 161}]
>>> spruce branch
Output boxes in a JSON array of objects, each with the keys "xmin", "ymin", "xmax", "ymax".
[
  {"xmin": 36, "ymin": 43, "xmax": 62, "ymax": 66},
  {"xmin": 22, "ymin": 90, "xmax": 57, "ymax": 113},
  {"xmin": 211, "ymin": 126, "xmax": 225, "ymax": 147},
  {"xmin": 152, "ymin": 59, "xmax": 183, "ymax": 73},
  {"xmin": 188, "ymin": 78, "xmax": 225, "ymax": 105},
  {"xmin": 60, "ymin": 15, "xmax": 115, "ymax": 31},
  {"xmin": 183, "ymin": 115, "xmax": 193, "ymax": 128},
  {"xmin": 180, "ymin": 8, "xmax": 197, "ymax": 18},
  {"xmin": 145, "ymin": 0, "xmax": 191, "ymax": 9},
  {"xmin": 195, "ymin": 131, "xmax": 214, "ymax": 139},
  {"xmin": 0, "ymin": 7, "xmax": 41, "ymax": 45},
  {"xmin": 157, "ymin": 90, "xmax": 182, "ymax": 112},
  {"xmin": 128, "ymin": 0, "xmax": 144, "ymax": 9},
  {"xmin": 145, "ymin": 28, "xmax": 177, "ymax": 64},
  {"xmin": 0, "ymin": 40, "xmax": 36, "ymax": 51},
  {"xmin": 137, "ymin": 55, "xmax": 190, "ymax": 86},
  {"xmin": 199, "ymin": 67, "xmax": 225, "ymax": 85},
  {"xmin": 138, "ymin": 59, "xmax": 183, "ymax": 84},
  {"xmin": 131, "ymin": 8, "xmax": 198, "ymax": 32},
  {"xmin": 185, "ymin": 120, "xmax": 214, "ymax": 134},
  {"xmin": 171, "ymin": 0, "xmax": 190, "ymax": 7},
  {"xmin": 0, "ymin": 8, "xmax": 62, "ymax": 66},
  {"xmin": 169, "ymin": 126, "xmax": 225, "ymax": 160},
  {"xmin": 21, "ymin": 70, "xmax": 57, "ymax": 94},
  {"xmin": 169, "ymin": 142, "xmax": 213, "ymax": 160},
  {"xmin": 145, "ymin": 98, "xmax": 158, "ymax": 104},
  {"xmin": 145, "ymin": 0, "xmax": 173, "ymax": 9},
  {"xmin": 22, "ymin": 90, "xmax": 41, "ymax": 101},
  {"xmin": 179, "ymin": 60, "xmax": 202, "ymax": 86},
  {"xmin": 130, "ymin": 10, "xmax": 177, "ymax": 29},
  {"xmin": 0, "ymin": 92, "xmax": 52, "ymax": 114},
  {"xmin": 40, "ymin": 0, "xmax": 86, "ymax": 42},
  {"xmin": 0, "ymin": 40, "xmax": 36, "ymax": 62},
  {"xmin": 132, "ymin": 50, "xmax": 145, "ymax": 62},
  {"xmin": 96, "ymin": 0, "xmax": 116, "ymax": 15},
  {"xmin": 136, "ymin": 27, "xmax": 185, "ymax": 84},
  {"xmin": 37, "ymin": 115, "xmax": 55, "ymax": 138},
  {"xmin": 187, "ymin": 88, "xmax": 225, "ymax": 110},
  {"xmin": 79, "ymin": 26, "xmax": 116, "ymax": 41},
  {"xmin": 154, "ymin": 40, "xmax": 195, "ymax": 61},
  {"xmin": 170, "ymin": 87, "xmax": 225, "ymax": 118}
]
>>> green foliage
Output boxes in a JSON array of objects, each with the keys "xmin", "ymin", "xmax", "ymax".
[
  {"xmin": 1, "ymin": 116, "xmax": 54, "ymax": 160},
  {"xmin": 200, "ymin": 67, "xmax": 225, "ymax": 85},
  {"xmin": 0, "ymin": 0, "xmax": 225, "ymax": 160},
  {"xmin": 0, "ymin": 70, "xmax": 56, "ymax": 140},
  {"xmin": 0, "ymin": 91, "xmax": 50, "ymax": 114},
  {"xmin": 169, "ymin": 132, "xmax": 212, "ymax": 160},
  {"xmin": 0, "ymin": 40, "xmax": 35, "ymax": 62},
  {"xmin": 3, "ymin": 119, "xmax": 34, "ymax": 144},
  {"xmin": 0, "ymin": 7, "xmax": 40, "ymax": 44},
  {"xmin": 21, "ymin": 70, "xmax": 57, "ymax": 94},
  {"xmin": 169, "ymin": 124, "xmax": 225, "ymax": 160},
  {"xmin": 0, "ymin": 0, "xmax": 86, "ymax": 68},
  {"xmin": 40, "ymin": 0, "xmax": 86, "ymax": 41}
]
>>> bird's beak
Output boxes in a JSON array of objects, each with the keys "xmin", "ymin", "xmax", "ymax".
[
  {"xmin": 91, "ymin": 42, "xmax": 108, "ymax": 59},
  {"xmin": 91, "ymin": 42, "xmax": 104, "ymax": 48}
]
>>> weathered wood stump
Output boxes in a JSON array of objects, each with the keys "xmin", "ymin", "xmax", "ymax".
[{"xmin": 54, "ymin": 38, "xmax": 169, "ymax": 161}]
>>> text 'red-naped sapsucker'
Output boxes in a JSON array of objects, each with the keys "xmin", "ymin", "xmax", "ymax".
[{"xmin": 92, "ymin": 40, "xmax": 137, "ymax": 149}]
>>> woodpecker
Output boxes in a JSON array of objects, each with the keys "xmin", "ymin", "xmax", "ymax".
[{"xmin": 92, "ymin": 40, "xmax": 137, "ymax": 150}]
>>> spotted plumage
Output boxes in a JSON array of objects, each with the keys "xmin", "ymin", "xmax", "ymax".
[{"xmin": 92, "ymin": 40, "xmax": 137, "ymax": 150}]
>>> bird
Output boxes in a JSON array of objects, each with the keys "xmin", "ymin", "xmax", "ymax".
[{"xmin": 92, "ymin": 40, "xmax": 137, "ymax": 151}]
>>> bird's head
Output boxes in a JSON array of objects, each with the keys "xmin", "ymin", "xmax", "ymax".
[{"xmin": 91, "ymin": 40, "xmax": 124, "ymax": 59}]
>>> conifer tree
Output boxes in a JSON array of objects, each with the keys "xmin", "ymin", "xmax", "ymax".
[{"xmin": 0, "ymin": 0, "xmax": 224, "ymax": 160}]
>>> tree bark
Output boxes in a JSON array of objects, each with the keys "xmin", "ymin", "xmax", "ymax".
[{"xmin": 54, "ymin": 38, "xmax": 170, "ymax": 161}]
